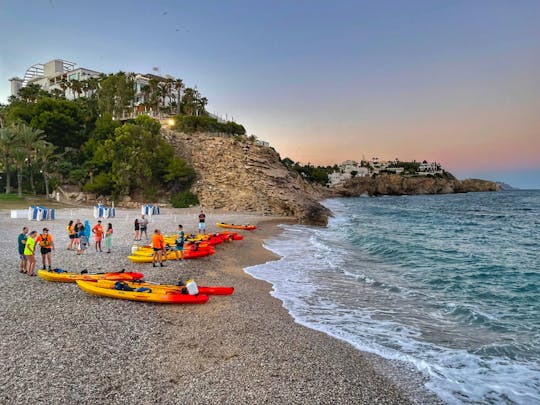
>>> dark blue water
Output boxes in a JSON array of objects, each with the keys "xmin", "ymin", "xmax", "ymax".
[{"xmin": 246, "ymin": 191, "xmax": 540, "ymax": 404}]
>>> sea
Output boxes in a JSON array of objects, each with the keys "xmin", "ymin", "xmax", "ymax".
[{"xmin": 245, "ymin": 190, "xmax": 540, "ymax": 404}]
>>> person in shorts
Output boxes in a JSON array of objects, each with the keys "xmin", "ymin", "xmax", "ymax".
[
  {"xmin": 24, "ymin": 230, "xmax": 38, "ymax": 276},
  {"xmin": 140, "ymin": 214, "xmax": 149, "ymax": 240},
  {"xmin": 36, "ymin": 228, "xmax": 55, "ymax": 271},
  {"xmin": 134, "ymin": 218, "xmax": 140, "ymax": 241},
  {"xmin": 173, "ymin": 224, "xmax": 185, "ymax": 260},
  {"xmin": 151, "ymin": 229, "xmax": 165, "ymax": 267},
  {"xmin": 92, "ymin": 220, "xmax": 104, "ymax": 252},
  {"xmin": 67, "ymin": 220, "xmax": 77, "ymax": 250},
  {"xmin": 18, "ymin": 227, "xmax": 28, "ymax": 273},
  {"xmin": 198, "ymin": 210, "xmax": 206, "ymax": 234}
]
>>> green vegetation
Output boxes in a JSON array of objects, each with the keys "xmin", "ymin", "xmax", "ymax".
[
  {"xmin": 172, "ymin": 114, "xmax": 245, "ymax": 135},
  {"xmin": 281, "ymin": 158, "xmax": 331, "ymax": 185},
  {"xmin": 170, "ymin": 190, "xmax": 199, "ymax": 208},
  {"xmin": 0, "ymin": 71, "xmax": 234, "ymax": 204}
]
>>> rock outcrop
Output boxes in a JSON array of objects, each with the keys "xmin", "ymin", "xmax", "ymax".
[
  {"xmin": 333, "ymin": 174, "xmax": 500, "ymax": 196},
  {"xmin": 162, "ymin": 129, "xmax": 331, "ymax": 225}
]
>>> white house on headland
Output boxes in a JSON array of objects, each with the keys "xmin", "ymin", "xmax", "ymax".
[
  {"xmin": 327, "ymin": 160, "xmax": 369, "ymax": 186},
  {"xmin": 9, "ymin": 59, "xmax": 101, "ymax": 99},
  {"xmin": 417, "ymin": 161, "xmax": 443, "ymax": 175},
  {"xmin": 327, "ymin": 157, "xmax": 445, "ymax": 187}
]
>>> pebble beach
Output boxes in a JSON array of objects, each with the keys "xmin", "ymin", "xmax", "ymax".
[{"xmin": 0, "ymin": 206, "xmax": 440, "ymax": 404}]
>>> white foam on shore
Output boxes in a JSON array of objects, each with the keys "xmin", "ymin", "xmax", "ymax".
[{"xmin": 245, "ymin": 221, "xmax": 540, "ymax": 405}]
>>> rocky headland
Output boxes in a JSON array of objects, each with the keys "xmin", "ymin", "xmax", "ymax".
[
  {"xmin": 56, "ymin": 129, "xmax": 500, "ymax": 226},
  {"xmin": 162, "ymin": 129, "xmax": 331, "ymax": 225},
  {"xmin": 333, "ymin": 174, "xmax": 500, "ymax": 197}
]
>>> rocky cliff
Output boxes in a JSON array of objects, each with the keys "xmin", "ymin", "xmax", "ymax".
[
  {"xmin": 333, "ymin": 174, "xmax": 500, "ymax": 196},
  {"xmin": 162, "ymin": 129, "xmax": 331, "ymax": 225}
]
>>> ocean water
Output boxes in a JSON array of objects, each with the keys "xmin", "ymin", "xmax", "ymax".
[{"xmin": 245, "ymin": 191, "xmax": 540, "ymax": 404}]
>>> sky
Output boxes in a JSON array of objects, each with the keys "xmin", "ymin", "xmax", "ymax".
[{"xmin": 1, "ymin": 0, "xmax": 539, "ymax": 188}]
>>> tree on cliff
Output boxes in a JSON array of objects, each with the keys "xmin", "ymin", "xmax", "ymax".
[{"xmin": 86, "ymin": 115, "xmax": 193, "ymax": 199}]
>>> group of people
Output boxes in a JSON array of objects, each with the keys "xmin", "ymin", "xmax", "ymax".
[
  {"xmin": 66, "ymin": 219, "xmax": 113, "ymax": 254},
  {"xmin": 18, "ymin": 227, "xmax": 55, "ymax": 276},
  {"xmin": 17, "ymin": 209, "xmax": 207, "ymax": 274},
  {"xmin": 133, "ymin": 214, "xmax": 149, "ymax": 241},
  {"xmin": 150, "ymin": 224, "xmax": 185, "ymax": 267}
]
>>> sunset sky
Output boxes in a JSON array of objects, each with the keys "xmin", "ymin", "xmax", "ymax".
[{"xmin": 1, "ymin": 0, "xmax": 539, "ymax": 188}]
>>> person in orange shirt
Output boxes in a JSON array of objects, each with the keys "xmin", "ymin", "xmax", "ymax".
[
  {"xmin": 35, "ymin": 228, "xmax": 55, "ymax": 271},
  {"xmin": 92, "ymin": 220, "xmax": 104, "ymax": 252},
  {"xmin": 151, "ymin": 229, "xmax": 166, "ymax": 267}
]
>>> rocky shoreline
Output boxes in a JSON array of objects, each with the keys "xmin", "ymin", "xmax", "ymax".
[{"xmin": 0, "ymin": 207, "xmax": 442, "ymax": 404}]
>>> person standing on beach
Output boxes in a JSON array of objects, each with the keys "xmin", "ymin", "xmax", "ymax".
[
  {"xmin": 92, "ymin": 220, "xmax": 104, "ymax": 252},
  {"xmin": 151, "ymin": 229, "xmax": 166, "ymax": 267},
  {"xmin": 134, "ymin": 217, "xmax": 140, "ymax": 241},
  {"xmin": 140, "ymin": 214, "xmax": 149, "ymax": 240},
  {"xmin": 24, "ymin": 230, "xmax": 37, "ymax": 276},
  {"xmin": 74, "ymin": 219, "xmax": 85, "ymax": 255},
  {"xmin": 17, "ymin": 227, "xmax": 28, "ymax": 273},
  {"xmin": 104, "ymin": 223, "xmax": 113, "ymax": 253},
  {"xmin": 173, "ymin": 224, "xmax": 185, "ymax": 260},
  {"xmin": 67, "ymin": 220, "xmax": 76, "ymax": 250},
  {"xmin": 35, "ymin": 228, "xmax": 55, "ymax": 271},
  {"xmin": 198, "ymin": 210, "xmax": 206, "ymax": 234}
]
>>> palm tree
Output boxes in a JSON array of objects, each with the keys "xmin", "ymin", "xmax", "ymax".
[
  {"xmin": 173, "ymin": 78, "xmax": 184, "ymax": 115},
  {"xmin": 182, "ymin": 87, "xmax": 196, "ymax": 116},
  {"xmin": 16, "ymin": 124, "xmax": 44, "ymax": 194},
  {"xmin": 59, "ymin": 79, "xmax": 69, "ymax": 97},
  {"xmin": 197, "ymin": 96, "xmax": 208, "ymax": 116},
  {"xmin": 0, "ymin": 126, "xmax": 17, "ymax": 193},
  {"xmin": 35, "ymin": 141, "xmax": 56, "ymax": 199},
  {"xmin": 70, "ymin": 79, "xmax": 83, "ymax": 99},
  {"xmin": 140, "ymin": 83, "xmax": 154, "ymax": 113},
  {"xmin": 11, "ymin": 144, "xmax": 27, "ymax": 198},
  {"xmin": 148, "ymin": 77, "xmax": 161, "ymax": 116}
]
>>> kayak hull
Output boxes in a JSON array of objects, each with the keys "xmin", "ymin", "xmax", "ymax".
[
  {"xmin": 128, "ymin": 248, "xmax": 214, "ymax": 263},
  {"xmin": 91, "ymin": 279, "xmax": 234, "ymax": 295},
  {"xmin": 216, "ymin": 222, "xmax": 256, "ymax": 230},
  {"xmin": 76, "ymin": 280, "xmax": 209, "ymax": 304},
  {"xmin": 38, "ymin": 269, "xmax": 144, "ymax": 283}
]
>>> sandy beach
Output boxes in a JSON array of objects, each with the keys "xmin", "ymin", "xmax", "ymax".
[{"xmin": 0, "ymin": 206, "xmax": 440, "ymax": 404}]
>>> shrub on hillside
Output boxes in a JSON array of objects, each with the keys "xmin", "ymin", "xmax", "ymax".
[{"xmin": 171, "ymin": 190, "xmax": 199, "ymax": 208}]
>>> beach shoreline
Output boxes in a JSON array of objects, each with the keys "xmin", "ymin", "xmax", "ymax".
[{"xmin": 0, "ymin": 207, "xmax": 440, "ymax": 404}]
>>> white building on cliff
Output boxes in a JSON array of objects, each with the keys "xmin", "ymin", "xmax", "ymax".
[{"xmin": 327, "ymin": 160, "xmax": 369, "ymax": 186}]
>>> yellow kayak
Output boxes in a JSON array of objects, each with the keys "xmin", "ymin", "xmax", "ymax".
[
  {"xmin": 76, "ymin": 280, "xmax": 209, "ymax": 304},
  {"xmin": 38, "ymin": 269, "xmax": 144, "ymax": 283},
  {"xmin": 128, "ymin": 248, "xmax": 214, "ymax": 263},
  {"xmin": 216, "ymin": 222, "xmax": 256, "ymax": 230},
  {"xmin": 90, "ymin": 279, "xmax": 234, "ymax": 295}
]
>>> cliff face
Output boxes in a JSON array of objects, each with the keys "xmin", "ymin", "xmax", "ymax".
[
  {"xmin": 162, "ymin": 129, "xmax": 331, "ymax": 225},
  {"xmin": 334, "ymin": 174, "xmax": 500, "ymax": 196}
]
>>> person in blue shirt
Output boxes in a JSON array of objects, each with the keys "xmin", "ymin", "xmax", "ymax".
[{"xmin": 17, "ymin": 227, "xmax": 28, "ymax": 273}]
